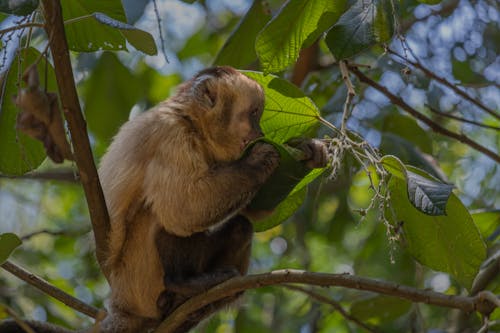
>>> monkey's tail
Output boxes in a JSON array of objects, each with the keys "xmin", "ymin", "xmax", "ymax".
[{"xmin": 0, "ymin": 319, "xmax": 76, "ymax": 333}]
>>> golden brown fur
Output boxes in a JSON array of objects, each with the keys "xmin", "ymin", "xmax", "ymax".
[{"xmin": 98, "ymin": 67, "xmax": 280, "ymax": 331}]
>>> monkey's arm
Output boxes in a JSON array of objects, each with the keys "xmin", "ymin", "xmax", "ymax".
[{"xmin": 145, "ymin": 143, "xmax": 279, "ymax": 236}]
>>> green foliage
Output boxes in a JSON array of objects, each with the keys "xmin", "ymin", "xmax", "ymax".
[
  {"xmin": 256, "ymin": 0, "xmax": 347, "ymax": 73},
  {"xmin": 0, "ymin": 233, "xmax": 22, "ymax": 264},
  {"xmin": 0, "ymin": 0, "xmax": 499, "ymax": 331},
  {"xmin": 0, "ymin": 0, "xmax": 38, "ymax": 16},
  {"xmin": 242, "ymin": 71, "xmax": 320, "ymax": 142},
  {"xmin": 325, "ymin": 0, "xmax": 394, "ymax": 59},
  {"xmin": 80, "ymin": 52, "xmax": 143, "ymax": 144},
  {"xmin": 214, "ymin": 1, "xmax": 271, "ymax": 68},
  {"xmin": 239, "ymin": 71, "xmax": 327, "ymax": 230},
  {"xmin": 472, "ymin": 210, "xmax": 500, "ymax": 243},
  {"xmin": 62, "ymin": 1, "xmax": 156, "ymax": 54},
  {"xmin": 350, "ymin": 295, "xmax": 412, "ymax": 323},
  {"xmin": 0, "ymin": 48, "xmax": 54, "ymax": 175},
  {"xmin": 382, "ymin": 156, "xmax": 487, "ymax": 289},
  {"xmin": 0, "ymin": 0, "xmax": 37, "ymax": 16}
]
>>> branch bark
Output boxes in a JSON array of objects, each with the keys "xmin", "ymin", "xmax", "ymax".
[
  {"xmin": 156, "ymin": 269, "xmax": 499, "ymax": 332},
  {"xmin": 386, "ymin": 48, "xmax": 500, "ymax": 121},
  {"xmin": 40, "ymin": 0, "xmax": 110, "ymax": 275},
  {"xmin": 349, "ymin": 66, "xmax": 500, "ymax": 163},
  {"xmin": 1, "ymin": 260, "xmax": 99, "ymax": 318}
]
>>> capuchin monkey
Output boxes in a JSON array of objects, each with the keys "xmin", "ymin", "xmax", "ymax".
[{"xmin": 0, "ymin": 66, "xmax": 327, "ymax": 333}]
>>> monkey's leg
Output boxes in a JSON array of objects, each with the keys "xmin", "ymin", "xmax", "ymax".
[
  {"xmin": 168, "ymin": 216, "xmax": 254, "ymax": 332},
  {"xmin": 156, "ymin": 216, "xmax": 253, "ymax": 322}
]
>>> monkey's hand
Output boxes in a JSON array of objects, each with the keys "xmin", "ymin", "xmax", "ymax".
[
  {"xmin": 287, "ymin": 138, "xmax": 329, "ymax": 169},
  {"xmin": 244, "ymin": 142, "xmax": 280, "ymax": 181}
]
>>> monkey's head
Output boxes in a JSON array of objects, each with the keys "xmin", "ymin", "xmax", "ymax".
[{"xmin": 178, "ymin": 66, "xmax": 265, "ymax": 162}]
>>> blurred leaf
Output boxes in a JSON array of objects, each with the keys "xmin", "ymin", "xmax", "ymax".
[
  {"xmin": 379, "ymin": 133, "xmax": 448, "ymax": 182},
  {"xmin": 81, "ymin": 52, "xmax": 143, "ymax": 143},
  {"xmin": 382, "ymin": 156, "xmax": 486, "ymax": 289},
  {"xmin": 452, "ymin": 59, "xmax": 489, "ymax": 87},
  {"xmin": 350, "ymin": 296, "xmax": 412, "ymax": 322},
  {"xmin": 325, "ymin": 0, "xmax": 394, "ymax": 59},
  {"xmin": 256, "ymin": 0, "xmax": 347, "ymax": 73},
  {"xmin": 0, "ymin": 0, "xmax": 38, "ymax": 15},
  {"xmin": 381, "ymin": 113, "xmax": 432, "ymax": 154},
  {"xmin": 178, "ymin": 28, "xmax": 222, "ymax": 61},
  {"xmin": 62, "ymin": 1, "xmax": 156, "ymax": 54},
  {"xmin": 0, "ymin": 48, "xmax": 52, "ymax": 175},
  {"xmin": 242, "ymin": 71, "xmax": 320, "ymax": 143},
  {"xmin": 0, "ymin": 233, "xmax": 22, "ymax": 264},
  {"xmin": 406, "ymin": 171, "xmax": 453, "ymax": 216},
  {"xmin": 214, "ymin": 1, "xmax": 272, "ymax": 68},
  {"xmin": 415, "ymin": 0, "xmax": 442, "ymax": 4},
  {"xmin": 472, "ymin": 210, "xmax": 500, "ymax": 242}
]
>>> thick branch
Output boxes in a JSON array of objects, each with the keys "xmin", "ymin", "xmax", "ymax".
[
  {"xmin": 1, "ymin": 260, "xmax": 99, "ymax": 318},
  {"xmin": 156, "ymin": 270, "xmax": 499, "ymax": 332},
  {"xmin": 349, "ymin": 67, "xmax": 500, "ymax": 163},
  {"xmin": 40, "ymin": 0, "xmax": 110, "ymax": 274}
]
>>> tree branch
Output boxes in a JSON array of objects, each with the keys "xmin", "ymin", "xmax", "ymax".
[
  {"xmin": 283, "ymin": 284, "xmax": 379, "ymax": 333},
  {"xmin": 0, "ymin": 169, "xmax": 79, "ymax": 182},
  {"xmin": 426, "ymin": 104, "xmax": 500, "ymax": 131},
  {"xmin": 40, "ymin": 0, "xmax": 110, "ymax": 275},
  {"xmin": 1, "ymin": 260, "xmax": 99, "ymax": 318},
  {"xmin": 349, "ymin": 66, "xmax": 500, "ymax": 163},
  {"xmin": 386, "ymin": 48, "xmax": 500, "ymax": 121},
  {"xmin": 0, "ymin": 23, "xmax": 44, "ymax": 35},
  {"xmin": 156, "ymin": 269, "xmax": 499, "ymax": 332}
]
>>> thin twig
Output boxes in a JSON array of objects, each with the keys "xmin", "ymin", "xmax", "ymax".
[
  {"xmin": 339, "ymin": 60, "xmax": 356, "ymax": 133},
  {"xmin": 349, "ymin": 66, "xmax": 500, "ymax": 163},
  {"xmin": 426, "ymin": 104, "xmax": 500, "ymax": 131},
  {"xmin": 1, "ymin": 260, "xmax": 99, "ymax": 318},
  {"xmin": 4, "ymin": 306, "xmax": 36, "ymax": 333},
  {"xmin": 0, "ymin": 23, "xmax": 44, "ymax": 35},
  {"xmin": 156, "ymin": 269, "xmax": 499, "ymax": 332},
  {"xmin": 41, "ymin": 0, "xmax": 110, "ymax": 275},
  {"xmin": 0, "ymin": 170, "xmax": 79, "ymax": 182},
  {"xmin": 283, "ymin": 284, "xmax": 379, "ymax": 333},
  {"xmin": 153, "ymin": 0, "xmax": 169, "ymax": 64},
  {"xmin": 386, "ymin": 47, "xmax": 500, "ymax": 121}
]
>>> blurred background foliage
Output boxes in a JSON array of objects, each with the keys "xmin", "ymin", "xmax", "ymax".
[{"xmin": 0, "ymin": 0, "xmax": 499, "ymax": 332}]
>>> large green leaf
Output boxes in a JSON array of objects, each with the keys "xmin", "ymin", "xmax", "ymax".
[
  {"xmin": 0, "ymin": 48, "xmax": 53, "ymax": 175},
  {"xmin": 242, "ymin": 71, "xmax": 320, "ymax": 143},
  {"xmin": 382, "ymin": 156, "xmax": 486, "ymax": 289},
  {"xmin": 253, "ymin": 168, "xmax": 325, "ymax": 232},
  {"xmin": 325, "ymin": 0, "xmax": 394, "ymax": 59},
  {"xmin": 62, "ymin": 1, "xmax": 156, "ymax": 54},
  {"xmin": 214, "ymin": 1, "xmax": 272, "ymax": 68},
  {"xmin": 406, "ymin": 171, "xmax": 453, "ymax": 216},
  {"xmin": 0, "ymin": 233, "xmax": 22, "ymax": 264},
  {"xmin": 80, "ymin": 52, "xmax": 143, "ymax": 144},
  {"xmin": 256, "ymin": 0, "xmax": 347, "ymax": 73},
  {"xmin": 241, "ymin": 71, "xmax": 326, "ymax": 231}
]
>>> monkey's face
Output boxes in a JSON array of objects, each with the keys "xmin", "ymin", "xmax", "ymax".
[{"xmin": 188, "ymin": 68, "xmax": 265, "ymax": 162}]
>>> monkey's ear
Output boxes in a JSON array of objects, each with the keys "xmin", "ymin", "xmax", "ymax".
[{"xmin": 192, "ymin": 74, "xmax": 217, "ymax": 108}]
